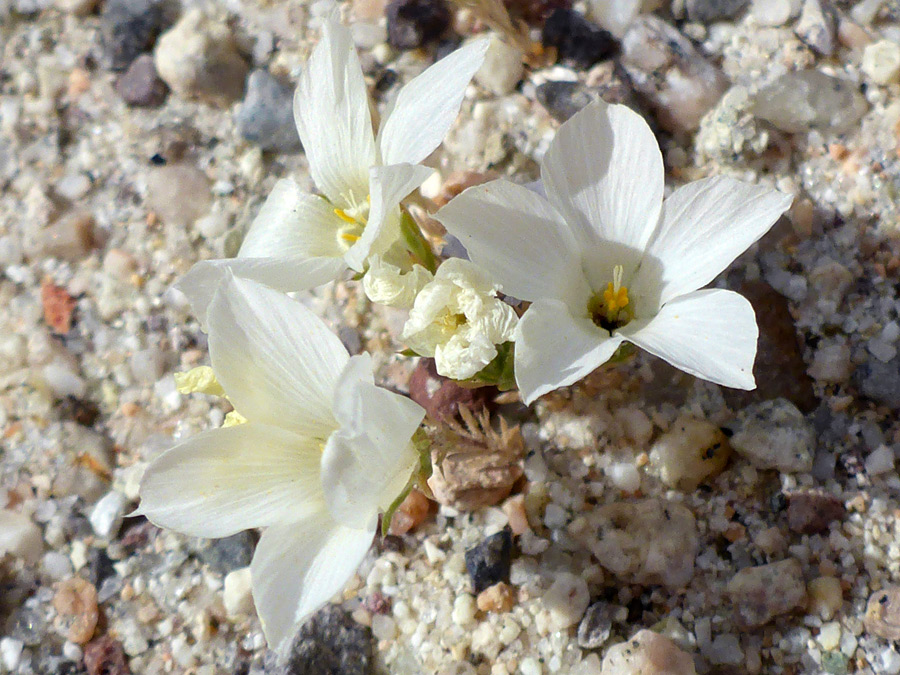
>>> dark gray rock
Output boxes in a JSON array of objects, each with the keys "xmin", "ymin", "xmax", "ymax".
[
  {"xmin": 857, "ymin": 354, "xmax": 900, "ymax": 409},
  {"xmin": 199, "ymin": 531, "xmax": 254, "ymax": 574},
  {"xmin": 576, "ymin": 601, "xmax": 617, "ymax": 649},
  {"xmin": 536, "ymin": 81, "xmax": 598, "ymax": 123},
  {"xmin": 235, "ymin": 70, "xmax": 301, "ymax": 153},
  {"xmin": 685, "ymin": 0, "xmax": 749, "ymax": 22},
  {"xmin": 116, "ymin": 54, "xmax": 168, "ymax": 107},
  {"xmin": 465, "ymin": 528, "xmax": 513, "ymax": 593},
  {"xmin": 386, "ymin": 0, "xmax": 451, "ymax": 50},
  {"xmin": 541, "ymin": 9, "xmax": 617, "ymax": 69},
  {"xmin": 267, "ymin": 605, "xmax": 373, "ymax": 675},
  {"xmin": 101, "ymin": 0, "xmax": 164, "ymax": 71}
]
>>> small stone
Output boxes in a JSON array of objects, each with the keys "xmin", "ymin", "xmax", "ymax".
[
  {"xmin": 786, "ymin": 490, "xmax": 844, "ymax": 534},
  {"xmin": 862, "ymin": 40, "xmax": 900, "ymax": 85},
  {"xmin": 386, "ymin": 0, "xmax": 451, "ymax": 50},
  {"xmin": 751, "ymin": 0, "xmax": 794, "ymax": 25},
  {"xmin": 601, "ymin": 630, "xmax": 696, "ymax": 675},
  {"xmin": 223, "ymin": 567, "xmax": 254, "ymax": 618},
  {"xmin": 0, "ymin": 638, "xmax": 23, "ymax": 672},
  {"xmin": 129, "ymin": 347, "xmax": 165, "ymax": 384},
  {"xmin": 89, "ymin": 491, "xmax": 128, "ymax": 539},
  {"xmin": 650, "ymin": 416, "xmax": 731, "ymax": 491},
  {"xmin": 474, "ymin": 37, "xmax": 524, "ymax": 96},
  {"xmin": 586, "ymin": 0, "xmax": 642, "ymax": 38},
  {"xmin": 809, "ymin": 342, "xmax": 853, "ymax": 384},
  {"xmin": 818, "ymin": 621, "xmax": 842, "ymax": 650},
  {"xmin": 751, "ymin": 71, "xmax": 867, "ymax": 134},
  {"xmin": 727, "ymin": 558, "xmax": 807, "ymax": 628},
  {"xmin": 35, "ymin": 211, "xmax": 96, "ymax": 261},
  {"xmin": 101, "ymin": 0, "xmax": 163, "ymax": 71},
  {"xmin": 199, "ymin": 531, "xmax": 255, "ymax": 574},
  {"xmin": 465, "ymin": 529, "xmax": 513, "ymax": 593},
  {"xmin": 387, "ymin": 488, "xmax": 431, "ymax": 535},
  {"xmin": 865, "ymin": 587, "xmax": 900, "ymax": 640},
  {"xmin": 55, "ymin": 173, "xmax": 92, "ymax": 201},
  {"xmin": 866, "ymin": 445, "xmax": 895, "ymax": 476},
  {"xmin": 502, "ymin": 494, "xmax": 531, "ymax": 535},
  {"xmin": 52, "ymin": 576, "xmax": 99, "ymax": 644},
  {"xmin": 116, "ymin": 54, "xmax": 168, "ymax": 107},
  {"xmin": 235, "ymin": 70, "xmax": 301, "ymax": 153},
  {"xmin": 729, "ymin": 399, "xmax": 815, "ymax": 473},
  {"xmin": 408, "ymin": 358, "xmax": 493, "ymax": 423},
  {"xmin": 685, "ymin": 0, "xmax": 749, "ymax": 23},
  {"xmin": 54, "ymin": 0, "xmax": 96, "ymax": 14},
  {"xmin": 723, "ymin": 282, "xmax": 817, "ymax": 413},
  {"xmin": 87, "ymin": 548, "xmax": 117, "ymax": 588},
  {"xmin": 577, "ymin": 602, "xmax": 617, "ymax": 649},
  {"xmin": 476, "ymin": 582, "xmax": 516, "ymax": 613},
  {"xmin": 271, "ymin": 605, "xmax": 373, "ymax": 675},
  {"xmin": 543, "ymin": 573, "xmax": 590, "ymax": 630},
  {"xmin": 41, "ymin": 279, "xmax": 77, "ymax": 334},
  {"xmin": 370, "ymin": 614, "xmax": 397, "ymax": 641},
  {"xmin": 620, "ymin": 16, "xmax": 728, "ymax": 132},
  {"xmin": 588, "ymin": 499, "xmax": 698, "ymax": 588},
  {"xmin": 857, "ymin": 354, "xmax": 900, "ymax": 409},
  {"xmin": 794, "ymin": 0, "xmax": 837, "ymax": 56},
  {"xmin": 146, "ymin": 164, "xmax": 212, "ymax": 226},
  {"xmin": 0, "ymin": 509, "xmax": 43, "ymax": 564},
  {"xmin": 808, "ymin": 576, "xmax": 843, "ymax": 620},
  {"xmin": 542, "ymin": 9, "xmax": 617, "ymax": 70},
  {"xmin": 536, "ymin": 81, "xmax": 600, "ymax": 123},
  {"xmin": 154, "ymin": 9, "xmax": 249, "ymax": 105},
  {"xmin": 42, "ymin": 551, "xmax": 74, "ymax": 580},
  {"xmin": 83, "ymin": 635, "xmax": 130, "ymax": 675},
  {"xmin": 452, "ymin": 594, "xmax": 477, "ymax": 626}
]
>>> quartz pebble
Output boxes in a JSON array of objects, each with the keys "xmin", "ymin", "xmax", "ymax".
[
  {"xmin": 146, "ymin": 164, "xmax": 213, "ymax": 226},
  {"xmin": 476, "ymin": 581, "xmax": 516, "ymax": 613},
  {"xmin": 866, "ymin": 445, "xmax": 895, "ymax": 476},
  {"xmin": 474, "ymin": 37, "xmax": 523, "ymax": 96},
  {"xmin": 452, "ymin": 594, "xmax": 477, "ymax": 626},
  {"xmin": 727, "ymin": 559, "xmax": 807, "ymax": 628},
  {"xmin": 543, "ymin": 573, "xmax": 590, "ymax": 630},
  {"xmin": 52, "ymin": 576, "xmax": 99, "ymax": 644},
  {"xmin": 588, "ymin": 499, "xmax": 698, "ymax": 588},
  {"xmin": 154, "ymin": 9, "xmax": 249, "ymax": 105},
  {"xmin": 235, "ymin": 70, "xmax": 301, "ymax": 153},
  {"xmin": 600, "ymin": 629, "xmax": 696, "ymax": 675},
  {"xmin": 577, "ymin": 601, "xmax": 619, "ymax": 649},
  {"xmin": 116, "ymin": 54, "xmax": 168, "ymax": 107},
  {"xmin": 0, "ymin": 509, "xmax": 44, "ymax": 564},
  {"xmin": 808, "ymin": 576, "xmax": 843, "ymax": 620},
  {"xmin": 586, "ymin": 0, "xmax": 644, "ymax": 38},
  {"xmin": 685, "ymin": 0, "xmax": 749, "ymax": 23},
  {"xmin": 620, "ymin": 16, "xmax": 728, "ymax": 132},
  {"xmin": 751, "ymin": 0, "xmax": 793, "ymax": 25},
  {"xmin": 649, "ymin": 416, "xmax": 731, "ymax": 491},
  {"xmin": 0, "ymin": 638, "xmax": 24, "ymax": 672},
  {"xmin": 751, "ymin": 71, "xmax": 867, "ymax": 134},
  {"xmin": 223, "ymin": 567, "xmax": 254, "ymax": 618},
  {"xmin": 729, "ymin": 399, "xmax": 815, "ymax": 473},
  {"xmin": 34, "ymin": 211, "xmax": 96, "ymax": 261},
  {"xmin": 89, "ymin": 492, "xmax": 128, "ymax": 539},
  {"xmin": 794, "ymin": 0, "xmax": 837, "ymax": 56},
  {"xmin": 865, "ymin": 587, "xmax": 900, "ymax": 640},
  {"xmin": 862, "ymin": 40, "xmax": 900, "ymax": 85}
]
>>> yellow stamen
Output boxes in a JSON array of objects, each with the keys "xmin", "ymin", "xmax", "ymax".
[
  {"xmin": 334, "ymin": 208, "xmax": 357, "ymax": 225},
  {"xmin": 341, "ymin": 232, "xmax": 361, "ymax": 243}
]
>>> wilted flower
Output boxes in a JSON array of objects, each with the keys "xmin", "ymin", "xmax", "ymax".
[
  {"xmin": 402, "ymin": 257, "xmax": 518, "ymax": 380},
  {"xmin": 177, "ymin": 16, "xmax": 488, "ymax": 320},
  {"xmin": 362, "ymin": 254, "xmax": 433, "ymax": 309},
  {"xmin": 436, "ymin": 101, "xmax": 792, "ymax": 403},
  {"xmin": 136, "ymin": 275, "xmax": 424, "ymax": 649}
]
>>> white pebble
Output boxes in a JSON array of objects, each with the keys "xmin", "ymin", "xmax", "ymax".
[
  {"xmin": 42, "ymin": 550, "xmax": 73, "ymax": 580},
  {"xmin": 223, "ymin": 567, "xmax": 255, "ymax": 618},
  {"xmin": 0, "ymin": 509, "xmax": 43, "ymax": 564},
  {"xmin": 866, "ymin": 445, "xmax": 895, "ymax": 476},
  {"xmin": 862, "ymin": 40, "xmax": 900, "ymax": 85},
  {"xmin": 89, "ymin": 491, "xmax": 128, "ymax": 538},
  {"xmin": 520, "ymin": 657, "xmax": 543, "ymax": 675},
  {"xmin": 62, "ymin": 641, "xmax": 83, "ymax": 662},
  {"xmin": 818, "ymin": 621, "xmax": 842, "ymax": 651},
  {"xmin": 0, "ymin": 638, "xmax": 24, "ymax": 671},
  {"xmin": 371, "ymin": 614, "xmax": 397, "ymax": 641},
  {"xmin": 452, "ymin": 594, "xmax": 477, "ymax": 626},
  {"xmin": 475, "ymin": 36, "xmax": 524, "ymax": 96},
  {"xmin": 879, "ymin": 646, "xmax": 900, "ymax": 675},
  {"xmin": 543, "ymin": 573, "xmax": 590, "ymax": 631},
  {"xmin": 607, "ymin": 462, "xmax": 640, "ymax": 492},
  {"xmin": 42, "ymin": 360, "xmax": 87, "ymax": 398}
]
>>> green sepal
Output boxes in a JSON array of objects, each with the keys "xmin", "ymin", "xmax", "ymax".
[
  {"xmin": 400, "ymin": 210, "xmax": 438, "ymax": 274},
  {"xmin": 461, "ymin": 341, "xmax": 516, "ymax": 391},
  {"xmin": 608, "ymin": 342, "xmax": 636, "ymax": 363}
]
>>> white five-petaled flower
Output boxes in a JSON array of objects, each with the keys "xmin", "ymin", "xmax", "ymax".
[
  {"xmin": 402, "ymin": 257, "xmax": 518, "ymax": 380},
  {"xmin": 177, "ymin": 15, "xmax": 489, "ymax": 320},
  {"xmin": 136, "ymin": 275, "xmax": 425, "ymax": 650},
  {"xmin": 436, "ymin": 101, "xmax": 793, "ymax": 404}
]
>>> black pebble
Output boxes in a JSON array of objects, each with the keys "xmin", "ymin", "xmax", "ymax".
[
  {"xmin": 465, "ymin": 529, "xmax": 513, "ymax": 594},
  {"xmin": 541, "ymin": 8, "xmax": 617, "ymax": 69},
  {"xmin": 386, "ymin": 0, "xmax": 452, "ymax": 50}
]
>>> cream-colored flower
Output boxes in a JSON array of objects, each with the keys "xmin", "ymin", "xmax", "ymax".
[
  {"xmin": 402, "ymin": 258, "xmax": 518, "ymax": 380},
  {"xmin": 362, "ymin": 254, "xmax": 433, "ymax": 309}
]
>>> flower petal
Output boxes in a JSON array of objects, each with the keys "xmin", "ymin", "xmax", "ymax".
[
  {"xmin": 514, "ymin": 299, "xmax": 623, "ymax": 404},
  {"xmin": 541, "ymin": 101, "xmax": 664, "ymax": 253},
  {"xmin": 207, "ymin": 276, "xmax": 348, "ymax": 437},
  {"xmin": 618, "ymin": 288, "xmax": 758, "ymax": 389},
  {"xmin": 294, "ymin": 17, "xmax": 376, "ymax": 204},
  {"xmin": 345, "ymin": 162, "xmax": 434, "ymax": 271},
  {"xmin": 136, "ymin": 423, "xmax": 323, "ymax": 538},
  {"xmin": 435, "ymin": 179, "xmax": 588, "ymax": 304},
  {"xmin": 174, "ymin": 257, "xmax": 348, "ymax": 330},
  {"xmin": 643, "ymin": 177, "xmax": 793, "ymax": 305},
  {"xmin": 321, "ymin": 353, "xmax": 424, "ymax": 526},
  {"xmin": 251, "ymin": 515, "xmax": 374, "ymax": 650},
  {"xmin": 377, "ymin": 38, "xmax": 489, "ymax": 166},
  {"xmin": 238, "ymin": 179, "xmax": 347, "ymax": 260}
]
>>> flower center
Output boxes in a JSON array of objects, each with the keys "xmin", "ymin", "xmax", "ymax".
[
  {"xmin": 588, "ymin": 264, "xmax": 633, "ymax": 331},
  {"xmin": 437, "ymin": 311, "xmax": 467, "ymax": 334},
  {"xmin": 333, "ymin": 191, "xmax": 370, "ymax": 250}
]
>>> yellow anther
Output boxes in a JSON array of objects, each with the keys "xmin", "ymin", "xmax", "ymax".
[
  {"xmin": 333, "ymin": 208, "xmax": 358, "ymax": 225},
  {"xmin": 603, "ymin": 283, "xmax": 629, "ymax": 314},
  {"xmin": 341, "ymin": 232, "xmax": 361, "ymax": 243}
]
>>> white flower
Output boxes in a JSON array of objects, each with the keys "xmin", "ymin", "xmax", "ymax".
[
  {"xmin": 136, "ymin": 275, "xmax": 424, "ymax": 649},
  {"xmin": 436, "ymin": 101, "xmax": 793, "ymax": 404},
  {"xmin": 176, "ymin": 17, "xmax": 489, "ymax": 320},
  {"xmin": 363, "ymin": 254, "xmax": 433, "ymax": 309},
  {"xmin": 402, "ymin": 257, "xmax": 518, "ymax": 380}
]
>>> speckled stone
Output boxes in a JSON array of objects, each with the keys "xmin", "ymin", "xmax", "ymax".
[{"xmin": 727, "ymin": 559, "xmax": 807, "ymax": 628}]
